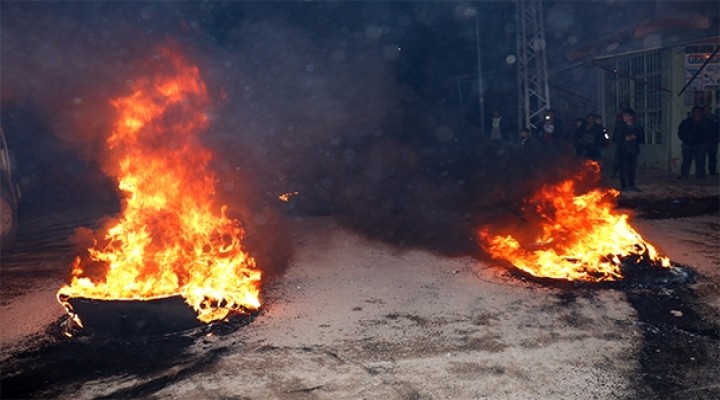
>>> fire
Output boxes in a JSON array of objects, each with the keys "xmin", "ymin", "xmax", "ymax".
[
  {"xmin": 57, "ymin": 47, "xmax": 261, "ymax": 323},
  {"xmin": 479, "ymin": 162, "xmax": 671, "ymax": 282},
  {"xmin": 278, "ymin": 191, "xmax": 299, "ymax": 202}
]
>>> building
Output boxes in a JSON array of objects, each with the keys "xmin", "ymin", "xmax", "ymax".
[
  {"xmin": 555, "ymin": 1, "xmax": 719, "ymax": 173},
  {"xmin": 595, "ymin": 37, "xmax": 719, "ymax": 172}
]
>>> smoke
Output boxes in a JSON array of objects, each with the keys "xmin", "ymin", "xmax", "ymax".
[
  {"xmin": 1, "ymin": 2, "xmax": 399, "ymax": 278},
  {"xmin": 1, "ymin": 2, "xmax": 591, "ymax": 278},
  {"xmin": 330, "ymin": 136, "xmax": 584, "ymax": 260},
  {"xmin": 190, "ymin": 11, "xmax": 401, "ymax": 277}
]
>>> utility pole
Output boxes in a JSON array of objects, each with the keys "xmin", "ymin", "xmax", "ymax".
[
  {"xmin": 516, "ymin": 0, "xmax": 550, "ymax": 131},
  {"xmin": 475, "ymin": 13, "xmax": 486, "ymax": 134},
  {"xmin": 461, "ymin": 7, "xmax": 487, "ymax": 135}
]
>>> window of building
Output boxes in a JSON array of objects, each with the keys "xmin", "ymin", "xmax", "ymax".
[{"xmin": 604, "ymin": 51, "xmax": 668, "ymax": 145}]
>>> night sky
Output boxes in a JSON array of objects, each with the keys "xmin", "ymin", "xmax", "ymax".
[{"xmin": 3, "ymin": 1, "xmax": 716, "ymax": 141}]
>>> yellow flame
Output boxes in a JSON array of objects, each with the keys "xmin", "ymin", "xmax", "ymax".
[
  {"xmin": 479, "ymin": 163, "xmax": 671, "ymax": 282},
  {"xmin": 57, "ymin": 47, "xmax": 261, "ymax": 323}
]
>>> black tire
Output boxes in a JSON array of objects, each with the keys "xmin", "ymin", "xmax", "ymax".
[{"xmin": 0, "ymin": 181, "xmax": 18, "ymax": 250}]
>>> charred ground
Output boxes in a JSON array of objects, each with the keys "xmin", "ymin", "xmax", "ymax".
[{"xmin": 0, "ymin": 314, "xmax": 255, "ymax": 399}]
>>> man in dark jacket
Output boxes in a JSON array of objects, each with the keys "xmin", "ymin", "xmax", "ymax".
[
  {"xmin": 611, "ymin": 102, "xmax": 630, "ymax": 177},
  {"xmin": 613, "ymin": 108, "xmax": 644, "ymax": 191},
  {"xmin": 678, "ymin": 106, "xmax": 713, "ymax": 179},
  {"xmin": 519, "ymin": 127, "xmax": 542, "ymax": 149},
  {"xmin": 574, "ymin": 113, "xmax": 605, "ymax": 161}
]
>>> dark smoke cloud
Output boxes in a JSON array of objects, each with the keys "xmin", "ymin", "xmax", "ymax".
[
  {"xmin": 1, "ymin": 2, "xmax": 593, "ymax": 278},
  {"xmin": 0, "ymin": 3, "xmax": 293, "ymax": 276},
  {"xmin": 330, "ymin": 136, "xmax": 585, "ymax": 261},
  {"xmin": 191, "ymin": 12, "xmax": 401, "ymax": 277},
  {"xmin": 0, "ymin": 2, "xmax": 399, "ymax": 278}
]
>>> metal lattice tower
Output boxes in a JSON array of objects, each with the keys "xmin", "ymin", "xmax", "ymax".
[{"xmin": 516, "ymin": 0, "xmax": 551, "ymax": 131}]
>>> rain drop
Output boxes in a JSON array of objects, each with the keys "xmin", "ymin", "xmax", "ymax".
[
  {"xmin": 546, "ymin": 4, "xmax": 576, "ymax": 32},
  {"xmin": 504, "ymin": 22, "xmax": 515, "ymax": 34},
  {"xmin": 366, "ymin": 25, "xmax": 382, "ymax": 39},
  {"xmin": 642, "ymin": 34, "xmax": 662, "ymax": 49},
  {"xmin": 606, "ymin": 42, "xmax": 620, "ymax": 51},
  {"xmin": 530, "ymin": 38, "xmax": 546, "ymax": 51},
  {"xmin": 331, "ymin": 50, "xmax": 346, "ymax": 62},
  {"xmin": 383, "ymin": 44, "xmax": 401, "ymax": 61},
  {"xmin": 140, "ymin": 5, "xmax": 155, "ymax": 20},
  {"xmin": 435, "ymin": 126, "xmax": 454, "ymax": 142},
  {"xmin": 253, "ymin": 214, "xmax": 268, "ymax": 225}
]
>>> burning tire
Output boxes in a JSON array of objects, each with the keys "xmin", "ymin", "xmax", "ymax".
[{"xmin": 0, "ymin": 178, "xmax": 18, "ymax": 249}]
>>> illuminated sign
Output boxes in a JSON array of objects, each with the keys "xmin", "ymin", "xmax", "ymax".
[{"xmin": 685, "ymin": 53, "xmax": 720, "ymax": 91}]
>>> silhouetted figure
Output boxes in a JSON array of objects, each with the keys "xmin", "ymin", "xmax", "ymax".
[
  {"xmin": 613, "ymin": 108, "xmax": 644, "ymax": 191},
  {"xmin": 489, "ymin": 109, "xmax": 509, "ymax": 141},
  {"xmin": 537, "ymin": 109, "xmax": 563, "ymax": 143},
  {"xmin": 574, "ymin": 113, "xmax": 605, "ymax": 161},
  {"xmin": 518, "ymin": 127, "xmax": 541, "ymax": 150},
  {"xmin": 678, "ymin": 106, "xmax": 713, "ymax": 179},
  {"xmin": 611, "ymin": 101, "xmax": 630, "ymax": 177}
]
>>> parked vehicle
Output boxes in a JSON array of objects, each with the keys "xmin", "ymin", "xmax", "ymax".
[{"xmin": 1, "ymin": 126, "xmax": 20, "ymax": 249}]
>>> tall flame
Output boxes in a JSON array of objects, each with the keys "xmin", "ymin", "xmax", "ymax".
[
  {"xmin": 479, "ymin": 162, "xmax": 671, "ymax": 282},
  {"xmin": 57, "ymin": 47, "xmax": 261, "ymax": 323}
]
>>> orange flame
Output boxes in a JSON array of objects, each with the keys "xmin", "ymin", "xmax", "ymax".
[
  {"xmin": 57, "ymin": 47, "xmax": 261, "ymax": 323},
  {"xmin": 479, "ymin": 162, "xmax": 671, "ymax": 282},
  {"xmin": 278, "ymin": 191, "xmax": 299, "ymax": 202}
]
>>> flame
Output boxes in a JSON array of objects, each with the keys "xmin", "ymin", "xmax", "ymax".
[
  {"xmin": 479, "ymin": 162, "xmax": 671, "ymax": 282},
  {"xmin": 57, "ymin": 47, "xmax": 261, "ymax": 323},
  {"xmin": 278, "ymin": 191, "xmax": 299, "ymax": 202}
]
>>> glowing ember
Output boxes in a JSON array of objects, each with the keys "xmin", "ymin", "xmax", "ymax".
[
  {"xmin": 57, "ymin": 46, "xmax": 261, "ymax": 323},
  {"xmin": 278, "ymin": 191, "xmax": 299, "ymax": 202},
  {"xmin": 479, "ymin": 162, "xmax": 671, "ymax": 282}
]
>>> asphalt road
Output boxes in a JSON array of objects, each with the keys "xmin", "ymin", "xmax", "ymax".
[{"xmin": 1, "ymin": 177, "xmax": 718, "ymax": 399}]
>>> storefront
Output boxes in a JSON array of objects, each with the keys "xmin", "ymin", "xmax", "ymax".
[{"xmin": 595, "ymin": 38, "xmax": 719, "ymax": 172}]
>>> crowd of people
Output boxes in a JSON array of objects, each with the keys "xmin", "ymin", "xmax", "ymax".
[
  {"xmin": 488, "ymin": 103, "xmax": 719, "ymax": 192},
  {"xmin": 677, "ymin": 105, "xmax": 719, "ymax": 179}
]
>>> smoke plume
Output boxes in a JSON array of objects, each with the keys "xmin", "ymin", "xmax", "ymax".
[{"xmin": 1, "ymin": 2, "xmax": 591, "ymax": 277}]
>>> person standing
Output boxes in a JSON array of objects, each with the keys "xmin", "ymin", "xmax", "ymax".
[
  {"xmin": 611, "ymin": 102, "xmax": 630, "ymax": 177},
  {"xmin": 677, "ymin": 106, "xmax": 712, "ymax": 179},
  {"xmin": 574, "ymin": 113, "xmax": 605, "ymax": 161},
  {"xmin": 489, "ymin": 109, "xmax": 508, "ymax": 141},
  {"xmin": 702, "ymin": 105, "xmax": 719, "ymax": 176},
  {"xmin": 518, "ymin": 127, "xmax": 541, "ymax": 148},
  {"xmin": 537, "ymin": 109, "xmax": 563, "ymax": 143},
  {"xmin": 613, "ymin": 108, "xmax": 644, "ymax": 191}
]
